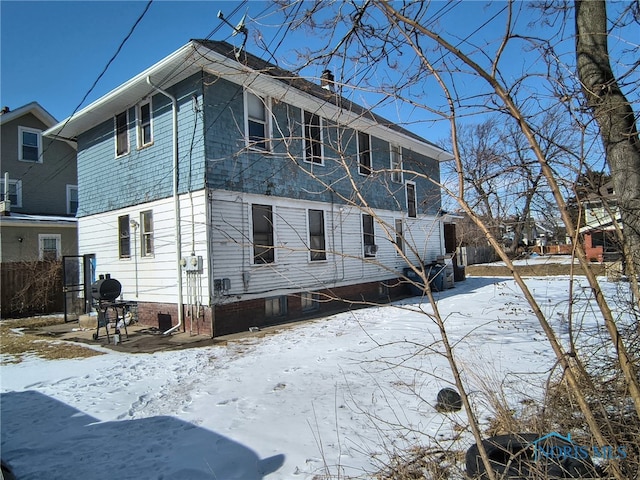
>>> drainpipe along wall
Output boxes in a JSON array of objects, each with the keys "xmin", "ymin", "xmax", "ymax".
[{"xmin": 146, "ymin": 76, "xmax": 184, "ymax": 334}]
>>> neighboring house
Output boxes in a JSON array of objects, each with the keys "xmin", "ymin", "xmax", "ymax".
[
  {"xmin": 579, "ymin": 180, "xmax": 621, "ymax": 261},
  {"xmin": 44, "ymin": 40, "xmax": 452, "ymax": 337},
  {"xmin": 0, "ymin": 102, "xmax": 78, "ymax": 263}
]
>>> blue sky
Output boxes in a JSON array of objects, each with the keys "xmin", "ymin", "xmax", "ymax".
[{"xmin": 1, "ymin": 1, "xmax": 637, "ymax": 145}]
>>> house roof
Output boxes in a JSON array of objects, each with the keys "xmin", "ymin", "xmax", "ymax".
[
  {"xmin": 43, "ymin": 40, "xmax": 452, "ymax": 161},
  {"xmin": 0, "ymin": 102, "xmax": 57, "ymax": 127},
  {"xmin": 0, "ymin": 213, "xmax": 77, "ymax": 227}
]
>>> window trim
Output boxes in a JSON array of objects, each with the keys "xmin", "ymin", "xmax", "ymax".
[
  {"xmin": 303, "ymin": 110, "xmax": 324, "ymax": 165},
  {"xmin": 308, "ymin": 209, "xmax": 327, "ymax": 262},
  {"xmin": 390, "ymin": 144, "xmax": 403, "ymax": 183},
  {"xmin": 395, "ymin": 218, "xmax": 404, "ymax": 255},
  {"xmin": 406, "ymin": 182, "xmax": 417, "ymax": 218},
  {"xmin": 115, "ymin": 111, "xmax": 130, "ymax": 157},
  {"xmin": 38, "ymin": 234, "xmax": 61, "ymax": 261},
  {"xmin": 136, "ymin": 99, "xmax": 153, "ymax": 149},
  {"xmin": 358, "ymin": 131, "xmax": 372, "ymax": 175},
  {"xmin": 362, "ymin": 213, "xmax": 377, "ymax": 257},
  {"xmin": 301, "ymin": 291, "xmax": 320, "ymax": 312},
  {"xmin": 66, "ymin": 185, "xmax": 78, "ymax": 216},
  {"xmin": 118, "ymin": 214, "xmax": 131, "ymax": 259},
  {"xmin": 251, "ymin": 204, "xmax": 275, "ymax": 264},
  {"xmin": 140, "ymin": 210, "xmax": 154, "ymax": 257},
  {"xmin": 244, "ymin": 90, "xmax": 271, "ymax": 152},
  {"xmin": 265, "ymin": 296, "xmax": 287, "ymax": 317},
  {"xmin": 0, "ymin": 178, "xmax": 22, "ymax": 208},
  {"xmin": 18, "ymin": 126, "xmax": 43, "ymax": 163}
]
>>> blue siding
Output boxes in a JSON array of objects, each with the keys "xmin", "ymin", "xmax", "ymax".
[
  {"xmin": 77, "ymin": 70, "xmax": 440, "ymax": 217},
  {"xmin": 77, "ymin": 75, "xmax": 205, "ymax": 216},
  {"xmin": 202, "ymin": 74, "xmax": 441, "ymax": 214}
]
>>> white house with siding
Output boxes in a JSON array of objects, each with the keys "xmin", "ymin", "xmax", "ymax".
[{"xmin": 45, "ymin": 40, "xmax": 452, "ymax": 336}]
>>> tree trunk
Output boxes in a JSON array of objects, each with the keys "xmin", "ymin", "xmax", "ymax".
[{"xmin": 575, "ymin": 0, "xmax": 640, "ymax": 275}]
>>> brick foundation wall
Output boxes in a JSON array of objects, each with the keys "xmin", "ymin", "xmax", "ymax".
[{"xmin": 134, "ymin": 279, "xmax": 408, "ymax": 338}]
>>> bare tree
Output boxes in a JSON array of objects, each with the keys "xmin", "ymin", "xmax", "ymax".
[{"xmin": 575, "ymin": 0, "xmax": 640, "ymax": 279}]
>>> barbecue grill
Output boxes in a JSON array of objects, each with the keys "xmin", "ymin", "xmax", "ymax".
[{"xmin": 91, "ymin": 274, "xmax": 129, "ymax": 343}]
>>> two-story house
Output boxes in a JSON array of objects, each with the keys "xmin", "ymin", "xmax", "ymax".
[
  {"xmin": 1, "ymin": 102, "xmax": 78, "ymax": 262},
  {"xmin": 579, "ymin": 180, "xmax": 621, "ymax": 261},
  {"xmin": 44, "ymin": 40, "xmax": 452, "ymax": 337}
]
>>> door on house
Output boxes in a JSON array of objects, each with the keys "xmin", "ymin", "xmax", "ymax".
[{"xmin": 62, "ymin": 254, "xmax": 96, "ymax": 322}]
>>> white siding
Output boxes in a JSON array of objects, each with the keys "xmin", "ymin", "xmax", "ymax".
[
  {"xmin": 79, "ymin": 190, "xmax": 209, "ymax": 304},
  {"xmin": 209, "ymin": 190, "xmax": 443, "ymax": 301}
]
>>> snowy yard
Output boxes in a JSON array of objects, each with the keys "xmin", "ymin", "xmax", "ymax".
[{"xmin": 1, "ymin": 274, "xmax": 629, "ymax": 479}]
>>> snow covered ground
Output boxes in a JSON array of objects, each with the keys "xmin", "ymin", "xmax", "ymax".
[{"xmin": 1, "ymin": 275, "xmax": 629, "ymax": 479}]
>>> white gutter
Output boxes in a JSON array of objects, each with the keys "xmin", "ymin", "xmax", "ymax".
[{"xmin": 146, "ymin": 76, "xmax": 184, "ymax": 335}]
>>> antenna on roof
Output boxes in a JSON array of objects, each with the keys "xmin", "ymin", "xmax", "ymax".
[{"xmin": 217, "ymin": 9, "xmax": 248, "ymax": 59}]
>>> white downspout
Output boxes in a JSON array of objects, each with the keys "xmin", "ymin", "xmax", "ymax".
[{"xmin": 147, "ymin": 76, "xmax": 183, "ymax": 334}]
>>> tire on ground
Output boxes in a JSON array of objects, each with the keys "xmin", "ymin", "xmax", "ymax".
[{"xmin": 465, "ymin": 433, "xmax": 599, "ymax": 479}]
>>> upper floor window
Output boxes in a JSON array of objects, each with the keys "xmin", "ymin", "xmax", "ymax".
[
  {"xmin": 0, "ymin": 178, "xmax": 22, "ymax": 207},
  {"xmin": 39, "ymin": 234, "xmax": 61, "ymax": 261},
  {"xmin": 304, "ymin": 111, "xmax": 323, "ymax": 164},
  {"xmin": 66, "ymin": 185, "xmax": 78, "ymax": 215},
  {"xmin": 406, "ymin": 182, "xmax": 417, "ymax": 218},
  {"xmin": 140, "ymin": 210, "xmax": 154, "ymax": 257},
  {"xmin": 137, "ymin": 100, "xmax": 153, "ymax": 148},
  {"xmin": 118, "ymin": 214, "xmax": 130, "ymax": 259},
  {"xmin": 252, "ymin": 204, "xmax": 274, "ymax": 264},
  {"xmin": 308, "ymin": 209, "xmax": 326, "ymax": 262},
  {"xmin": 362, "ymin": 213, "xmax": 377, "ymax": 257},
  {"xmin": 245, "ymin": 91, "xmax": 270, "ymax": 151},
  {"xmin": 390, "ymin": 144, "xmax": 403, "ymax": 183},
  {"xmin": 115, "ymin": 111, "xmax": 129, "ymax": 157},
  {"xmin": 18, "ymin": 126, "xmax": 42, "ymax": 162},
  {"xmin": 358, "ymin": 131, "xmax": 371, "ymax": 175}
]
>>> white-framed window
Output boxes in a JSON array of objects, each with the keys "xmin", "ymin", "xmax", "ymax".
[
  {"xmin": 308, "ymin": 209, "xmax": 326, "ymax": 262},
  {"xmin": 358, "ymin": 131, "xmax": 371, "ymax": 175},
  {"xmin": 140, "ymin": 210, "xmax": 154, "ymax": 257},
  {"xmin": 66, "ymin": 185, "xmax": 78, "ymax": 215},
  {"xmin": 304, "ymin": 110, "xmax": 323, "ymax": 164},
  {"xmin": 252, "ymin": 204, "xmax": 274, "ymax": 264},
  {"xmin": 136, "ymin": 100, "xmax": 153, "ymax": 148},
  {"xmin": 115, "ymin": 111, "xmax": 129, "ymax": 157},
  {"xmin": 39, "ymin": 234, "xmax": 61, "ymax": 261},
  {"xmin": 118, "ymin": 214, "xmax": 131, "ymax": 259},
  {"xmin": 301, "ymin": 292, "xmax": 319, "ymax": 312},
  {"xmin": 362, "ymin": 213, "xmax": 377, "ymax": 257},
  {"xmin": 245, "ymin": 91, "xmax": 271, "ymax": 151},
  {"xmin": 390, "ymin": 144, "xmax": 403, "ymax": 183},
  {"xmin": 395, "ymin": 218, "xmax": 404, "ymax": 255},
  {"xmin": 0, "ymin": 178, "xmax": 22, "ymax": 207},
  {"xmin": 406, "ymin": 182, "xmax": 417, "ymax": 218},
  {"xmin": 18, "ymin": 126, "xmax": 43, "ymax": 162},
  {"xmin": 266, "ymin": 296, "xmax": 287, "ymax": 317}
]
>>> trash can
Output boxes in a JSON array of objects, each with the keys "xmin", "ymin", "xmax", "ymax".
[
  {"xmin": 426, "ymin": 263, "xmax": 445, "ymax": 292},
  {"xmin": 404, "ymin": 267, "xmax": 425, "ymax": 296}
]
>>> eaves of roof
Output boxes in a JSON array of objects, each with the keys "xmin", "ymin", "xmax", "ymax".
[
  {"xmin": 0, "ymin": 102, "xmax": 57, "ymax": 127},
  {"xmin": 0, "ymin": 213, "xmax": 78, "ymax": 227},
  {"xmin": 44, "ymin": 40, "xmax": 452, "ymax": 161}
]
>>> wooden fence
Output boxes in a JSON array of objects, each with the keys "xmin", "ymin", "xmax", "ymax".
[
  {"xmin": 1, "ymin": 261, "xmax": 63, "ymax": 318},
  {"xmin": 456, "ymin": 246, "xmax": 499, "ymax": 266}
]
